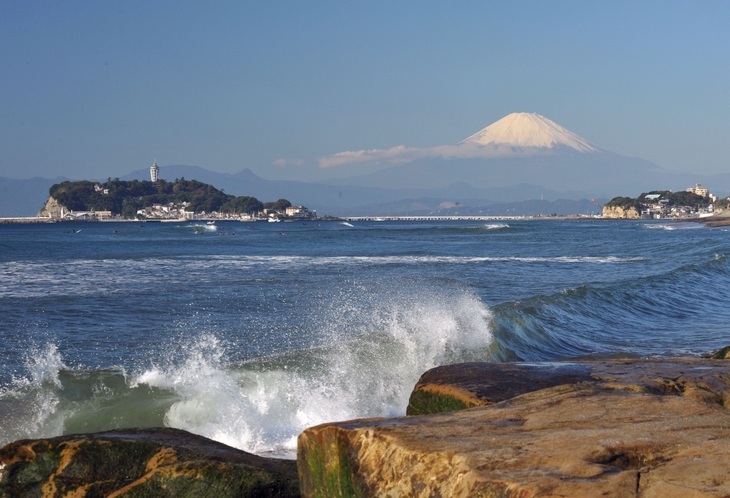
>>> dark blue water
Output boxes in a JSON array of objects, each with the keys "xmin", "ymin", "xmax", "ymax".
[{"xmin": 1, "ymin": 219, "xmax": 728, "ymax": 456}]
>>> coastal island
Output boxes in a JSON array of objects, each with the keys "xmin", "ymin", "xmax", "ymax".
[
  {"xmin": 35, "ymin": 178, "xmax": 315, "ymax": 222},
  {"xmin": 602, "ymin": 184, "xmax": 728, "ymax": 219}
]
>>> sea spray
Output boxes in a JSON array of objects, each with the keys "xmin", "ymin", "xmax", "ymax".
[
  {"xmin": 137, "ymin": 282, "xmax": 494, "ymax": 457},
  {"xmin": 0, "ymin": 344, "xmax": 66, "ymax": 445},
  {"xmin": 482, "ymin": 223, "xmax": 510, "ymax": 230}
]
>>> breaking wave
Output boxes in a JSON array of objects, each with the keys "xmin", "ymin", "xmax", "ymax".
[
  {"xmin": 0, "ymin": 282, "xmax": 494, "ymax": 457},
  {"xmin": 482, "ymin": 223, "xmax": 510, "ymax": 230}
]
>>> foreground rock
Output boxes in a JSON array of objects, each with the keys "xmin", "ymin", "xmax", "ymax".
[
  {"xmin": 0, "ymin": 428, "xmax": 299, "ymax": 498},
  {"xmin": 299, "ymin": 359, "xmax": 730, "ymax": 497}
]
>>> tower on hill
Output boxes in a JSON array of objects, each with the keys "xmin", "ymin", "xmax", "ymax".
[{"xmin": 150, "ymin": 160, "xmax": 159, "ymax": 182}]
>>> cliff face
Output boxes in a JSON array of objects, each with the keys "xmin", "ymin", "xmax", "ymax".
[
  {"xmin": 37, "ymin": 196, "xmax": 65, "ymax": 218},
  {"xmin": 602, "ymin": 205, "xmax": 640, "ymax": 219}
]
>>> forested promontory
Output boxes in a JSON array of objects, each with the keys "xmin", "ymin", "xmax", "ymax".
[
  {"xmin": 604, "ymin": 190, "xmax": 711, "ymax": 210},
  {"xmin": 603, "ymin": 189, "xmax": 724, "ymax": 219},
  {"xmin": 47, "ymin": 178, "xmax": 283, "ymax": 217}
]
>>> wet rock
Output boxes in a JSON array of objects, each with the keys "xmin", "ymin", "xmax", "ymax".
[
  {"xmin": 711, "ymin": 345, "xmax": 730, "ymax": 359},
  {"xmin": 0, "ymin": 427, "xmax": 299, "ymax": 498},
  {"xmin": 406, "ymin": 361, "xmax": 595, "ymax": 414},
  {"xmin": 299, "ymin": 359, "xmax": 730, "ymax": 497},
  {"xmin": 408, "ymin": 358, "xmax": 730, "ymax": 414}
]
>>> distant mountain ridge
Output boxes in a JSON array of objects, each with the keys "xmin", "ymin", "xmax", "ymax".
[
  {"xmin": 323, "ymin": 149, "xmax": 666, "ymax": 198},
  {"xmin": 0, "ymin": 176, "xmax": 69, "ymax": 217},
  {"xmin": 321, "ymin": 112, "xmax": 730, "ymax": 200},
  {"xmin": 119, "ymin": 165, "xmax": 597, "ymax": 215}
]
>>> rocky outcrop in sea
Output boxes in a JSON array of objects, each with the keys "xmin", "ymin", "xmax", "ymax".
[{"xmin": 602, "ymin": 204, "xmax": 640, "ymax": 219}]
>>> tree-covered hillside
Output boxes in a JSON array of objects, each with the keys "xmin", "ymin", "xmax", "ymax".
[
  {"xmin": 49, "ymin": 178, "xmax": 268, "ymax": 217},
  {"xmin": 606, "ymin": 190, "xmax": 711, "ymax": 210}
]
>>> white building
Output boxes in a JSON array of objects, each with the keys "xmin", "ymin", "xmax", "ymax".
[
  {"xmin": 150, "ymin": 160, "xmax": 159, "ymax": 182},
  {"xmin": 285, "ymin": 206, "xmax": 311, "ymax": 218}
]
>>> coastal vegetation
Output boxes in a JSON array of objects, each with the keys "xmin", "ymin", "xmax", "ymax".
[
  {"xmin": 603, "ymin": 196, "xmax": 641, "ymax": 211},
  {"xmin": 49, "ymin": 178, "xmax": 271, "ymax": 217},
  {"xmin": 605, "ymin": 190, "xmax": 711, "ymax": 210},
  {"xmin": 603, "ymin": 189, "xmax": 721, "ymax": 219}
]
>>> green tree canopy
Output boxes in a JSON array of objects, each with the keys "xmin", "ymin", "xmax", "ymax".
[
  {"xmin": 263, "ymin": 199, "xmax": 292, "ymax": 211},
  {"xmin": 49, "ymin": 179, "xmax": 269, "ymax": 216}
]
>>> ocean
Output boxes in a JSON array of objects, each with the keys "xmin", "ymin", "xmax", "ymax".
[{"xmin": 1, "ymin": 219, "xmax": 728, "ymax": 458}]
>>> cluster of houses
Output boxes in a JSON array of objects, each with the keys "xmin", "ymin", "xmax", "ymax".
[
  {"xmin": 56, "ymin": 204, "xmax": 315, "ymax": 222},
  {"xmin": 641, "ymin": 184, "xmax": 720, "ymax": 219},
  {"xmin": 133, "ymin": 203, "xmax": 315, "ymax": 222},
  {"xmin": 136, "ymin": 202, "xmax": 195, "ymax": 220}
]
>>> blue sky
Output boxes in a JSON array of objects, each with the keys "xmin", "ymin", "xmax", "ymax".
[{"xmin": 1, "ymin": 1, "xmax": 728, "ymax": 181}]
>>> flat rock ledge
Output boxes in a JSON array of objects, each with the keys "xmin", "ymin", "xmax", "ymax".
[
  {"xmin": 298, "ymin": 358, "xmax": 730, "ymax": 497},
  {"xmin": 0, "ymin": 427, "xmax": 299, "ymax": 498}
]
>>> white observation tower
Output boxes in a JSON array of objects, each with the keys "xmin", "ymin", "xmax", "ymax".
[{"xmin": 150, "ymin": 160, "xmax": 159, "ymax": 182}]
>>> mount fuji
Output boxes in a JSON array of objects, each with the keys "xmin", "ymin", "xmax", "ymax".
[
  {"xmin": 323, "ymin": 113, "xmax": 704, "ymax": 199},
  {"xmin": 458, "ymin": 112, "xmax": 599, "ymax": 152}
]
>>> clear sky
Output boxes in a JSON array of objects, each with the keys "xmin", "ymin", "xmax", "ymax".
[{"xmin": 1, "ymin": 1, "xmax": 728, "ymax": 181}]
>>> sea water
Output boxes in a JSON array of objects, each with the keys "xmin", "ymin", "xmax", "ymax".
[{"xmin": 1, "ymin": 219, "xmax": 729, "ymax": 457}]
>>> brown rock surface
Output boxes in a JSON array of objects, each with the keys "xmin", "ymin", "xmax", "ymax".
[
  {"xmin": 299, "ymin": 359, "xmax": 730, "ymax": 497},
  {"xmin": 0, "ymin": 427, "xmax": 300, "ymax": 498},
  {"xmin": 602, "ymin": 205, "xmax": 640, "ymax": 219},
  {"xmin": 36, "ymin": 196, "xmax": 64, "ymax": 219}
]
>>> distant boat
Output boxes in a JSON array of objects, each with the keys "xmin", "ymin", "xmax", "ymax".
[
  {"xmin": 207, "ymin": 221, "xmax": 216, "ymax": 225},
  {"xmin": 268, "ymin": 217, "xmax": 281, "ymax": 223}
]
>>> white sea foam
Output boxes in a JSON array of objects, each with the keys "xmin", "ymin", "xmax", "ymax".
[
  {"xmin": 0, "ymin": 254, "xmax": 646, "ymax": 299},
  {"xmin": 134, "ymin": 286, "xmax": 494, "ymax": 457},
  {"xmin": 483, "ymin": 223, "xmax": 509, "ymax": 230},
  {"xmin": 643, "ymin": 224, "xmax": 677, "ymax": 231},
  {"xmin": 184, "ymin": 223, "xmax": 218, "ymax": 231},
  {"xmin": 643, "ymin": 223, "xmax": 703, "ymax": 231},
  {"xmin": 0, "ymin": 345, "xmax": 67, "ymax": 446}
]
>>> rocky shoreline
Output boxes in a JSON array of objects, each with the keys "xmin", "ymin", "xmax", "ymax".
[
  {"xmin": 696, "ymin": 211, "xmax": 730, "ymax": 227},
  {"xmin": 4, "ymin": 353, "xmax": 730, "ymax": 497}
]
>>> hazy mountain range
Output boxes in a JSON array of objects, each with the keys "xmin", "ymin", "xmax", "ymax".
[
  {"xmin": 3, "ymin": 112, "xmax": 728, "ymax": 217},
  {"xmin": 320, "ymin": 113, "xmax": 730, "ymax": 198}
]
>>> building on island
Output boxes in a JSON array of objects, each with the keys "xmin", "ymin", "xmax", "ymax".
[
  {"xmin": 150, "ymin": 160, "xmax": 159, "ymax": 182},
  {"xmin": 285, "ymin": 206, "xmax": 312, "ymax": 218},
  {"xmin": 687, "ymin": 183, "xmax": 709, "ymax": 198},
  {"xmin": 94, "ymin": 184, "xmax": 109, "ymax": 195},
  {"xmin": 686, "ymin": 183, "xmax": 717, "ymax": 202}
]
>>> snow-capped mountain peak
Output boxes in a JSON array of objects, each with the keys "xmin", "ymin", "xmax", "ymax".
[{"xmin": 459, "ymin": 112, "xmax": 598, "ymax": 153}]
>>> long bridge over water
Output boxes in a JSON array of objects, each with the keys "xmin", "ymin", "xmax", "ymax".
[{"xmin": 342, "ymin": 215, "xmax": 546, "ymax": 222}]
